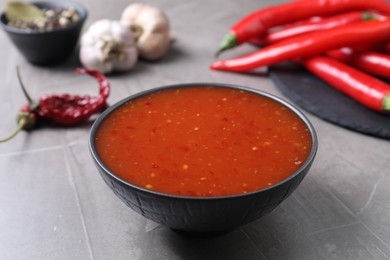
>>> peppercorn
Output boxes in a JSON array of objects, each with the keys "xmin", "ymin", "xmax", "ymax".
[{"xmin": 7, "ymin": 6, "xmax": 80, "ymax": 32}]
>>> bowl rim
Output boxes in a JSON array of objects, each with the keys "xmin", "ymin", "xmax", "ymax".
[
  {"xmin": 0, "ymin": 0, "xmax": 88, "ymax": 35},
  {"xmin": 89, "ymin": 83, "xmax": 318, "ymax": 201}
]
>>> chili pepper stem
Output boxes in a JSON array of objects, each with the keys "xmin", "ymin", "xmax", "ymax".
[
  {"xmin": 16, "ymin": 66, "xmax": 39, "ymax": 111},
  {"xmin": 0, "ymin": 117, "xmax": 27, "ymax": 143},
  {"xmin": 362, "ymin": 12, "xmax": 374, "ymax": 21},
  {"xmin": 215, "ymin": 33, "xmax": 237, "ymax": 57},
  {"xmin": 16, "ymin": 66, "xmax": 32, "ymax": 103},
  {"xmin": 383, "ymin": 94, "xmax": 390, "ymax": 113}
]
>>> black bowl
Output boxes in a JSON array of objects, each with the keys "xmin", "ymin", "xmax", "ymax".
[
  {"xmin": 0, "ymin": 1, "xmax": 87, "ymax": 65},
  {"xmin": 89, "ymin": 83, "xmax": 318, "ymax": 233}
]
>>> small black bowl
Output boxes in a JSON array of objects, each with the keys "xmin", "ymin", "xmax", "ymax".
[
  {"xmin": 0, "ymin": 1, "xmax": 87, "ymax": 65},
  {"xmin": 89, "ymin": 83, "xmax": 318, "ymax": 233}
]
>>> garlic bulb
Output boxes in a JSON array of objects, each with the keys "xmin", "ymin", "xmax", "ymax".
[
  {"xmin": 120, "ymin": 3, "xmax": 170, "ymax": 60},
  {"xmin": 79, "ymin": 19, "xmax": 138, "ymax": 73}
]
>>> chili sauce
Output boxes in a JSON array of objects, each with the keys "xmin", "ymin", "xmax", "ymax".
[{"xmin": 95, "ymin": 86, "xmax": 312, "ymax": 197}]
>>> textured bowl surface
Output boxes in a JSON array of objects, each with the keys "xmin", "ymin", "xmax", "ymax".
[
  {"xmin": 0, "ymin": 1, "xmax": 87, "ymax": 65},
  {"xmin": 89, "ymin": 83, "xmax": 318, "ymax": 233}
]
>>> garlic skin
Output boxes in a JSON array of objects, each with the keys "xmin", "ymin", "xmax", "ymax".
[
  {"xmin": 120, "ymin": 3, "xmax": 170, "ymax": 61},
  {"xmin": 79, "ymin": 19, "xmax": 138, "ymax": 73}
]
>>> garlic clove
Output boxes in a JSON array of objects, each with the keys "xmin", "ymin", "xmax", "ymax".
[
  {"xmin": 110, "ymin": 20, "xmax": 135, "ymax": 47},
  {"xmin": 113, "ymin": 47, "xmax": 138, "ymax": 71},
  {"xmin": 120, "ymin": 3, "xmax": 171, "ymax": 60},
  {"xmin": 79, "ymin": 19, "xmax": 138, "ymax": 73},
  {"xmin": 80, "ymin": 46, "xmax": 109, "ymax": 72},
  {"xmin": 138, "ymin": 30, "xmax": 170, "ymax": 60}
]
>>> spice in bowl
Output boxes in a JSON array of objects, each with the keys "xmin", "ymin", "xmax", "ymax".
[
  {"xmin": 94, "ymin": 85, "xmax": 313, "ymax": 197},
  {"xmin": 89, "ymin": 83, "xmax": 318, "ymax": 232},
  {"xmin": 0, "ymin": 1, "xmax": 88, "ymax": 65},
  {"xmin": 5, "ymin": 2, "xmax": 80, "ymax": 32}
]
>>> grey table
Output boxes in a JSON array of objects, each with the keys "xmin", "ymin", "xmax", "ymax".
[{"xmin": 1, "ymin": 0, "xmax": 390, "ymax": 259}]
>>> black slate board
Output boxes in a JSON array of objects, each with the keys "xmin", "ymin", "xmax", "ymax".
[{"xmin": 269, "ymin": 63, "xmax": 390, "ymax": 140}]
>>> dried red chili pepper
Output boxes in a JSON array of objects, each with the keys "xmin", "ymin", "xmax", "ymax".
[
  {"xmin": 36, "ymin": 68, "xmax": 110, "ymax": 126},
  {"xmin": 327, "ymin": 48, "xmax": 390, "ymax": 78},
  {"xmin": 211, "ymin": 19, "xmax": 390, "ymax": 72},
  {"xmin": 0, "ymin": 67, "xmax": 110, "ymax": 142},
  {"xmin": 304, "ymin": 56, "xmax": 390, "ymax": 113},
  {"xmin": 216, "ymin": 0, "xmax": 390, "ymax": 56}
]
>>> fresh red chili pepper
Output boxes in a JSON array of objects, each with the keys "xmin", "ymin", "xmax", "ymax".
[
  {"xmin": 265, "ymin": 11, "xmax": 374, "ymax": 44},
  {"xmin": 376, "ymin": 41, "xmax": 390, "ymax": 54},
  {"xmin": 326, "ymin": 47, "xmax": 354, "ymax": 62},
  {"xmin": 216, "ymin": 0, "xmax": 390, "ymax": 56},
  {"xmin": 304, "ymin": 56, "xmax": 390, "ymax": 113},
  {"xmin": 0, "ymin": 67, "xmax": 110, "ymax": 142},
  {"xmin": 211, "ymin": 19, "xmax": 390, "ymax": 72},
  {"xmin": 327, "ymin": 48, "xmax": 390, "ymax": 78},
  {"xmin": 326, "ymin": 46, "xmax": 369, "ymax": 62},
  {"xmin": 248, "ymin": 11, "xmax": 374, "ymax": 46}
]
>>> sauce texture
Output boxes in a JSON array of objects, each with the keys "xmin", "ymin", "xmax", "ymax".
[{"xmin": 95, "ymin": 86, "xmax": 312, "ymax": 197}]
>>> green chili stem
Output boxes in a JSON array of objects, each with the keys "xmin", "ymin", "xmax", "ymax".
[
  {"xmin": 16, "ymin": 66, "xmax": 33, "ymax": 104},
  {"xmin": 215, "ymin": 33, "xmax": 238, "ymax": 58},
  {"xmin": 0, "ymin": 118, "xmax": 26, "ymax": 143},
  {"xmin": 16, "ymin": 66, "xmax": 39, "ymax": 111}
]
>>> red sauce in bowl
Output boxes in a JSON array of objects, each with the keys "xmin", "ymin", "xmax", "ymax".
[{"xmin": 95, "ymin": 86, "xmax": 312, "ymax": 197}]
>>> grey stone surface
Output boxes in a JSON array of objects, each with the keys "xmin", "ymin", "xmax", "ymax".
[
  {"xmin": 0, "ymin": 149, "xmax": 92, "ymax": 259},
  {"xmin": 1, "ymin": 0, "xmax": 390, "ymax": 259}
]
